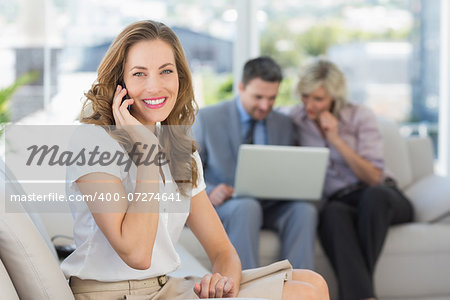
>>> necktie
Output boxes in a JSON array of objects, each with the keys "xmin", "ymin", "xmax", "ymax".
[{"xmin": 243, "ymin": 119, "xmax": 256, "ymax": 144}]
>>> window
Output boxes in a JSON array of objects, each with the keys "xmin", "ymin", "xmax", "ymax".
[
  {"xmin": 259, "ymin": 0, "xmax": 440, "ymax": 154},
  {"xmin": 0, "ymin": 0, "xmax": 236, "ymax": 123}
]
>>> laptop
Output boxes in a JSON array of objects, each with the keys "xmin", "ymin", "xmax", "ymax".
[{"xmin": 234, "ymin": 145, "xmax": 329, "ymax": 201}]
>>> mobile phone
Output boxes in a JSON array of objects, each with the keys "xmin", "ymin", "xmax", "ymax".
[
  {"xmin": 330, "ymin": 101, "xmax": 335, "ymax": 113},
  {"xmin": 119, "ymin": 80, "xmax": 131, "ymax": 110}
]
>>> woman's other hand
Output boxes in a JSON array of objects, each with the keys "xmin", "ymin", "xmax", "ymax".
[{"xmin": 194, "ymin": 273, "xmax": 236, "ymax": 298}]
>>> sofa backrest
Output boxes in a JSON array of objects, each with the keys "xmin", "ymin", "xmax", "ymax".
[
  {"xmin": 405, "ymin": 136, "xmax": 434, "ymax": 183},
  {"xmin": 378, "ymin": 119, "xmax": 413, "ymax": 189},
  {"xmin": 378, "ymin": 119, "xmax": 436, "ymax": 189}
]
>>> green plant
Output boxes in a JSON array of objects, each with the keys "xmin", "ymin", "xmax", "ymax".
[
  {"xmin": 296, "ymin": 24, "xmax": 345, "ymax": 57},
  {"xmin": 0, "ymin": 70, "xmax": 40, "ymax": 123},
  {"xmin": 216, "ymin": 76, "xmax": 233, "ymax": 102},
  {"xmin": 274, "ymin": 75, "xmax": 298, "ymax": 108},
  {"xmin": 202, "ymin": 72, "xmax": 234, "ymax": 106}
]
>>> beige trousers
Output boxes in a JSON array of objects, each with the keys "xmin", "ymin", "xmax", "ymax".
[{"xmin": 70, "ymin": 260, "xmax": 293, "ymax": 300}]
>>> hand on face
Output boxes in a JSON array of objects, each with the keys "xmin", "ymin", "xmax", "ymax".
[
  {"xmin": 208, "ymin": 184, "xmax": 234, "ymax": 206},
  {"xmin": 112, "ymin": 85, "xmax": 141, "ymax": 126},
  {"xmin": 112, "ymin": 85, "xmax": 158, "ymax": 146},
  {"xmin": 319, "ymin": 111, "xmax": 340, "ymax": 145},
  {"xmin": 194, "ymin": 273, "xmax": 237, "ymax": 298}
]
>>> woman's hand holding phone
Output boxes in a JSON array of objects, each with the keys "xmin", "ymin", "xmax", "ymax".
[
  {"xmin": 112, "ymin": 85, "xmax": 158, "ymax": 148},
  {"xmin": 112, "ymin": 85, "xmax": 138, "ymax": 126}
]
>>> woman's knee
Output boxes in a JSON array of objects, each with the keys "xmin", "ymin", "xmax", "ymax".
[
  {"xmin": 360, "ymin": 186, "xmax": 413, "ymax": 224},
  {"xmin": 282, "ymin": 277, "xmax": 329, "ymax": 300},
  {"xmin": 292, "ymin": 269, "xmax": 329, "ymax": 299},
  {"xmin": 282, "ymin": 281, "xmax": 317, "ymax": 300}
]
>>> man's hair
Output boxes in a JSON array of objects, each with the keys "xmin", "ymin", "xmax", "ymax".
[{"xmin": 241, "ymin": 56, "xmax": 283, "ymax": 87}]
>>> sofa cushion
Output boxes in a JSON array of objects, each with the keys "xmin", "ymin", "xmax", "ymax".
[
  {"xmin": 259, "ymin": 230, "xmax": 280, "ymax": 267},
  {"xmin": 171, "ymin": 245, "xmax": 209, "ymax": 278},
  {"xmin": 179, "ymin": 227, "xmax": 211, "ymax": 269},
  {"xmin": 315, "ymin": 223, "xmax": 450, "ymax": 299},
  {"xmin": 438, "ymin": 213, "xmax": 450, "ymax": 224},
  {"xmin": 375, "ymin": 223, "xmax": 450, "ymax": 298},
  {"xmin": 378, "ymin": 119, "xmax": 413, "ymax": 189},
  {"xmin": 404, "ymin": 174, "xmax": 450, "ymax": 223}
]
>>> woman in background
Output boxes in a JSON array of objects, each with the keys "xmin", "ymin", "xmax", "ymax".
[{"xmin": 290, "ymin": 59, "xmax": 413, "ymax": 300}]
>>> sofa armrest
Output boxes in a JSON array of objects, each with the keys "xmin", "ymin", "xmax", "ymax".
[
  {"xmin": 404, "ymin": 174, "xmax": 450, "ymax": 223},
  {"xmin": 405, "ymin": 136, "xmax": 434, "ymax": 184}
]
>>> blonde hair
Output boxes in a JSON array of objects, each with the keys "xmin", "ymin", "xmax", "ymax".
[
  {"xmin": 80, "ymin": 20, "xmax": 198, "ymax": 194},
  {"xmin": 297, "ymin": 59, "xmax": 348, "ymax": 116}
]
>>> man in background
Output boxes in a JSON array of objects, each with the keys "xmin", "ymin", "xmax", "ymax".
[{"xmin": 193, "ymin": 56, "xmax": 317, "ymax": 269}]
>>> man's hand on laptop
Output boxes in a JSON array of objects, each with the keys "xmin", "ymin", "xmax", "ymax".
[{"xmin": 209, "ymin": 184, "xmax": 234, "ymax": 206}]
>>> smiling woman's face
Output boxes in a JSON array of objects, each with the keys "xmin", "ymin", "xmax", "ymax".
[{"xmin": 123, "ymin": 39, "xmax": 179, "ymax": 125}]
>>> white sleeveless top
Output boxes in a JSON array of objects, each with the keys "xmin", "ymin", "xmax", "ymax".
[{"xmin": 60, "ymin": 125, "xmax": 205, "ymax": 281}]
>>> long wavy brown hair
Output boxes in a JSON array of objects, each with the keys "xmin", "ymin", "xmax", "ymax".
[{"xmin": 80, "ymin": 20, "xmax": 199, "ymax": 194}]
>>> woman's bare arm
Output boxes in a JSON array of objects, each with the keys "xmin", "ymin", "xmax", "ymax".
[
  {"xmin": 76, "ymin": 159, "xmax": 160, "ymax": 270},
  {"xmin": 186, "ymin": 190, "xmax": 241, "ymax": 297}
]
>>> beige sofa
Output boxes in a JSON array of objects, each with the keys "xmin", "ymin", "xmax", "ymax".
[{"xmin": 179, "ymin": 120, "xmax": 450, "ymax": 300}]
